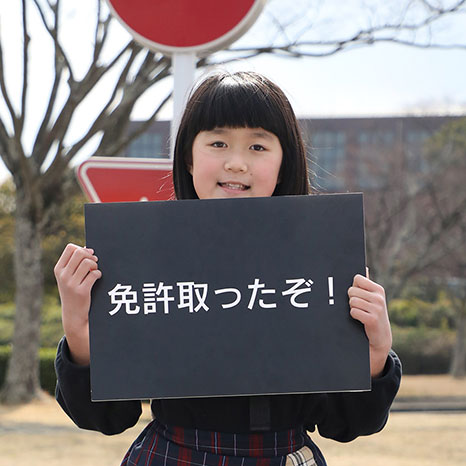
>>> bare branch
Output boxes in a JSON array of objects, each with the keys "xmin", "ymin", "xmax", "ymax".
[
  {"xmin": 0, "ymin": 118, "xmax": 16, "ymax": 174},
  {"xmin": 34, "ymin": 2, "xmax": 118, "ymax": 166},
  {"xmin": 373, "ymin": 37, "xmax": 466, "ymax": 49},
  {"xmin": 93, "ymin": 0, "xmax": 112, "ymax": 64},
  {"xmin": 63, "ymin": 57, "xmax": 171, "ymax": 164},
  {"xmin": 31, "ymin": 0, "xmax": 67, "ymax": 164},
  {"xmin": 369, "ymin": 5, "xmax": 465, "ymax": 32},
  {"xmin": 42, "ymin": 86, "xmax": 172, "ymax": 188},
  {"xmin": 98, "ymin": 89, "xmax": 172, "ymax": 157},
  {"xmin": 75, "ymin": 38, "xmax": 135, "ymax": 100},
  {"xmin": 420, "ymin": 0, "xmax": 465, "ymax": 13},
  {"xmin": 420, "ymin": 0, "xmax": 442, "ymax": 12},
  {"xmin": 220, "ymin": 1, "xmax": 466, "ymax": 60},
  {"xmin": 126, "ymin": 93, "xmax": 172, "ymax": 143},
  {"xmin": 0, "ymin": 37, "xmax": 19, "ymax": 133},
  {"xmin": 221, "ymin": 30, "xmax": 466, "ymax": 61},
  {"xmin": 32, "ymin": 56, "xmax": 66, "ymax": 165},
  {"xmin": 40, "ymin": 47, "xmax": 170, "ymax": 187},
  {"xmin": 94, "ymin": 0, "xmax": 102, "ymax": 56},
  {"xmin": 37, "ymin": 39, "xmax": 136, "ymax": 169},
  {"xmin": 0, "ymin": 1, "xmax": 34, "ymax": 184},
  {"xmin": 55, "ymin": 45, "xmax": 146, "ymax": 165},
  {"xmin": 19, "ymin": 0, "xmax": 30, "ymax": 135},
  {"xmin": 31, "ymin": 0, "xmax": 75, "ymax": 82}
]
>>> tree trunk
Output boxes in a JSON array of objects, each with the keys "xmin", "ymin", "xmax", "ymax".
[
  {"xmin": 450, "ymin": 309, "xmax": 466, "ymax": 378},
  {"xmin": 0, "ymin": 192, "xmax": 44, "ymax": 403}
]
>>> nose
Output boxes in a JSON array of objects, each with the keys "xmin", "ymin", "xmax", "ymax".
[{"xmin": 224, "ymin": 153, "xmax": 248, "ymax": 173}]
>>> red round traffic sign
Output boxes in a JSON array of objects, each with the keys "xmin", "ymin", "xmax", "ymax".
[{"xmin": 106, "ymin": 0, "xmax": 266, "ymax": 54}]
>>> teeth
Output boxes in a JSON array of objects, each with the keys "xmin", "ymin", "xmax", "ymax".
[{"xmin": 220, "ymin": 182, "xmax": 248, "ymax": 190}]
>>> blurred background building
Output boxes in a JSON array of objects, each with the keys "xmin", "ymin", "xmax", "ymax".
[{"xmin": 125, "ymin": 115, "xmax": 461, "ymax": 192}]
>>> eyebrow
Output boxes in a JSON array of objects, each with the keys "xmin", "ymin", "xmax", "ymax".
[{"xmin": 207, "ymin": 128, "xmax": 274, "ymax": 140}]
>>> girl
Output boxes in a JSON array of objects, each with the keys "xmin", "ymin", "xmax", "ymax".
[{"xmin": 54, "ymin": 71, "xmax": 401, "ymax": 466}]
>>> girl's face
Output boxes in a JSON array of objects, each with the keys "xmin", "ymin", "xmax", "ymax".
[{"xmin": 190, "ymin": 127, "xmax": 283, "ymax": 199}]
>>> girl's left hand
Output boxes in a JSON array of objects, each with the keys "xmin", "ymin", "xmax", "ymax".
[{"xmin": 348, "ymin": 272, "xmax": 392, "ymax": 378}]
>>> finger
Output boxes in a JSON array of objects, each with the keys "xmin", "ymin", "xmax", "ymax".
[
  {"xmin": 350, "ymin": 307, "xmax": 376, "ymax": 327},
  {"xmin": 352, "ymin": 274, "xmax": 384, "ymax": 294},
  {"xmin": 73, "ymin": 258, "xmax": 100, "ymax": 286},
  {"xmin": 348, "ymin": 286, "xmax": 377, "ymax": 302},
  {"xmin": 79, "ymin": 268, "xmax": 102, "ymax": 291},
  {"xmin": 366, "ymin": 267, "xmax": 370, "ymax": 279},
  {"xmin": 54, "ymin": 243, "xmax": 80, "ymax": 274},
  {"xmin": 65, "ymin": 248, "xmax": 98, "ymax": 279},
  {"xmin": 349, "ymin": 296, "xmax": 372, "ymax": 312},
  {"xmin": 349, "ymin": 290, "xmax": 387, "ymax": 313}
]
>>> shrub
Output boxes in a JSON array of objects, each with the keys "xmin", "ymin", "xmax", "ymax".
[
  {"xmin": 0, "ymin": 303, "xmax": 14, "ymax": 346},
  {"xmin": 0, "ymin": 345, "xmax": 9, "ymax": 388},
  {"xmin": 392, "ymin": 325, "xmax": 455, "ymax": 374},
  {"xmin": 389, "ymin": 296, "xmax": 456, "ymax": 330},
  {"xmin": 0, "ymin": 345, "xmax": 57, "ymax": 396},
  {"xmin": 39, "ymin": 347, "xmax": 58, "ymax": 395},
  {"xmin": 0, "ymin": 298, "xmax": 64, "ymax": 348}
]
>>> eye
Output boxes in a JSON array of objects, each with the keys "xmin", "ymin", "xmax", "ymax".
[
  {"xmin": 211, "ymin": 141, "xmax": 227, "ymax": 148},
  {"xmin": 250, "ymin": 144, "xmax": 265, "ymax": 151}
]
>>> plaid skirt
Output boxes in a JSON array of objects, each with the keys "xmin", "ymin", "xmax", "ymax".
[{"xmin": 121, "ymin": 419, "xmax": 326, "ymax": 466}]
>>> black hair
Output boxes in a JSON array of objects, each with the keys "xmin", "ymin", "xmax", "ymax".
[{"xmin": 173, "ymin": 71, "xmax": 311, "ymax": 199}]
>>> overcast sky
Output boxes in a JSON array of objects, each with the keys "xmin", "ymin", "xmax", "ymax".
[{"xmin": 157, "ymin": 42, "xmax": 466, "ymax": 120}]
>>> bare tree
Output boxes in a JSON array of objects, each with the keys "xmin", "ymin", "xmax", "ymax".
[
  {"xmin": 1, "ymin": 0, "xmax": 465, "ymax": 403},
  {"xmin": 361, "ymin": 117, "xmax": 466, "ymax": 376},
  {"xmin": 447, "ymin": 278, "xmax": 466, "ymax": 377},
  {"xmin": 0, "ymin": 0, "xmax": 172, "ymax": 403},
  {"xmin": 211, "ymin": 0, "xmax": 466, "ymax": 62},
  {"xmin": 424, "ymin": 119, "xmax": 466, "ymax": 377}
]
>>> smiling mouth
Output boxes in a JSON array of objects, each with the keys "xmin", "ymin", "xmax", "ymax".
[{"xmin": 218, "ymin": 182, "xmax": 250, "ymax": 191}]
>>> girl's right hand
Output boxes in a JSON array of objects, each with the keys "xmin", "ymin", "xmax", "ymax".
[{"xmin": 54, "ymin": 243, "xmax": 102, "ymax": 366}]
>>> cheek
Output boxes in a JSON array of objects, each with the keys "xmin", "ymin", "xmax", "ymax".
[
  {"xmin": 191, "ymin": 153, "xmax": 222, "ymax": 189},
  {"xmin": 255, "ymin": 164, "xmax": 281, "ymax": 195},
  {"xmin": 264, "ymin": 156, "xmax": 282, "ymax": 185}
]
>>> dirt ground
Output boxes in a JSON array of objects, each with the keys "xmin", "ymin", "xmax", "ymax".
[
  {"xmin": 396, "ymin": 374, "xmax": 466, "ymax": 397},
  {"xmin": 0, "ymin": 375, "xmax": 465, "ymax": 466}
]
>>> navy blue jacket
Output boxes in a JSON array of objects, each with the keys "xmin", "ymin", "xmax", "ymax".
[{"xmin": 55, "ymin": 337, "xmax": 401, "ymax": 440}]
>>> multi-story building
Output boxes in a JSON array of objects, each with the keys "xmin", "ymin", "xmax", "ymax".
[{"xmin": 126, "ymin": 115, "xmax": 462, "ymax": 192}]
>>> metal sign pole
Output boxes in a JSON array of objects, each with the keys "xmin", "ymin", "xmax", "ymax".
[{"xmin": 171, "ymin": 52, "xmax": 197, "ymax": 159}]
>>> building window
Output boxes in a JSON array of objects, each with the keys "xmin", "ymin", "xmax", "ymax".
[
  {"xmin": 405, "ymin": 130, "xmax": 430, "ymax": 172},
  {"xmin": 358, "ymin": 130, "xmax": 394, "ymax": 146},
  {"xmin": 127, "ymin": 133, "xmax": 167, "ymax": 158},
  {"xmin": 355, "ymin": 130, "xmax": 396, "ymax": 190},
  {"xmin": 310, "ymin": 131, "xmax": 346, "ymax": 191}
]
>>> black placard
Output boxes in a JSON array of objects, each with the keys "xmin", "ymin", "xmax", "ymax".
[{"xmin": 86, "ymin": 194, "xmax": 370, "ymax": 401}]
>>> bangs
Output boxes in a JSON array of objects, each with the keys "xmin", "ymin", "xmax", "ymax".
[
  {"xmin": 189, "ymin": 74, "xmax": 285, "ymax": 136},
  {"xmin": 173, "ymin": 71, "xmax": 311, "ymax": 199}
]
